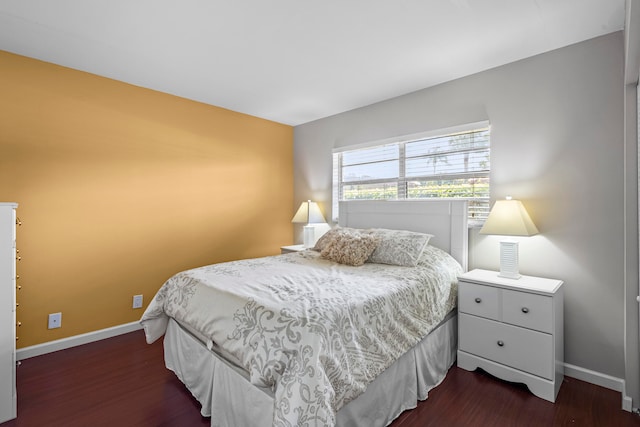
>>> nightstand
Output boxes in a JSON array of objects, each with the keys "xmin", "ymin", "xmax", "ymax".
[
  {"xmin": 457, "ymin": 269, "xmax": 564, "ymax": 402},
  {"xmin": 280, "ymin": 244, "xmax": 307, "ymax": 254}
]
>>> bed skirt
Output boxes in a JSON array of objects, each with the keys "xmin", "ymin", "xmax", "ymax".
[{"xmin": 163, "ymin": 312, "xmax": 457, "ymax": 427}]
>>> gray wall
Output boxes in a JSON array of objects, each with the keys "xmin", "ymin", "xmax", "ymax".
[{"xmin": 294, "ymin": 32, "xmax": 625, "ymax": 378}]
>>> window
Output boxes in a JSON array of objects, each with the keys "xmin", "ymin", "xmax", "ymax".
[{"xmin": 332, "ymin": 122, "xmax": 490, "ymax": 223}]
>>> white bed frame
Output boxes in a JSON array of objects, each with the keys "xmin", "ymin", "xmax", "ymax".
[{"xmin": 164, "ymin": 199, "xmax": 469, "ymax": 427}]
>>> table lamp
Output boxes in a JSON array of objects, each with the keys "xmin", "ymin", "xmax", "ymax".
[
  {"xmin": 292, "ymin": 200, "xmax": 326, "ymax": 248},
  {"xmin": 479, "ymin": 196, "xmax": 539, "ymax": 279}
]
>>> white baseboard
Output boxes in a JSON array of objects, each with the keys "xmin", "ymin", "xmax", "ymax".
[
  {"xmin": 564, "ymin": 362, "xmax": 624, "ymax": 392},
  {"xmin": 622, "ymin": 394, "xmax": 633, "ymax": 412},
  {"xmin": 622, "ymin": 380, "xmax": 635, "ymax": 413},
  {"xmin": 564, "ymin": 362, "xmax": 634, "ymax": 412},
  {"xmin": 16, "ymin": 321, "xmax": 143, "ymax": 361}
]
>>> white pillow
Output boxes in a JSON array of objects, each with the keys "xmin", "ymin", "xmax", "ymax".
[{"xmin": 366, "ymin": 228, "xmax": 433, "ymax": 267}]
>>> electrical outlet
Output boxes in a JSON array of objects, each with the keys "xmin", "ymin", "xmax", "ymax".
[
  {"xmin": 48, "ymin": 312, "xmax": 62, "ymax": 329},
  {"xmin": 132, "ymin": 294, "xmax": 143, "ymax": 309}
]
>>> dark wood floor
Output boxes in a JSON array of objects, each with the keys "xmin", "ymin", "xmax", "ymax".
[{"xmin": 1, "ymin": 330, "xmax": 638, "ymax": 427}]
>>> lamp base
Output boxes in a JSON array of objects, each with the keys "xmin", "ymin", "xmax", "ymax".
[
  {"xmin": 499, "ymin": 239, "xmax": 521, "ymax": 280},
  {"xmin": 302, "ymin": 225, "xmax": 315, "ymax": 248}
]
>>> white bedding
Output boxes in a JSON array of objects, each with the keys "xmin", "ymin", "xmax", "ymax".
[
  {"xmin": 141, "ymin": 245, "xmax": 461, "ymax": 427},
  {"xmin": 164, "ymin": 312, "xmax": 458, "ymax": 427}
]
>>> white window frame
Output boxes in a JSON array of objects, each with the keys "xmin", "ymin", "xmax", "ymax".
[{"xmin": 332, "ymin": 121, "xmax": 490, "ymax": 224}]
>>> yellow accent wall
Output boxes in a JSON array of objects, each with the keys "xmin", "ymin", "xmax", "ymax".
[{"xmin": 0, "ymin": 51, "xmax": 293, "ymax": 348}]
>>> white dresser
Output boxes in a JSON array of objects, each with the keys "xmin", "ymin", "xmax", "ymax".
[
  {"xmin": 0, "ymin": 203, "xmax": 18, "ymax": 423},
  {"xmin": 457, "ymin": 269, "xmax": 564, "ymax": 402}
]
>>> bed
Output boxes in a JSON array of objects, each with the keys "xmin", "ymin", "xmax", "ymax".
[{"xmin": 141, "ymin": 199, "xmax": 468, "ymax": 427}]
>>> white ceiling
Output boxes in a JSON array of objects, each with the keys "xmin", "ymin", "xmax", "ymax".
[{"xmin": 0, "ymin": 0, "xmax": 626, "ymax": 126}]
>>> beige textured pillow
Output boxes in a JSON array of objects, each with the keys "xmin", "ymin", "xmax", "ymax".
[
  {"xmin": 313, "ymin": 227, "xmax": 342, "ymax": 252},
  {"xmin": 320, "ymin": 229, "xmax": 380, "ymax": 266}
]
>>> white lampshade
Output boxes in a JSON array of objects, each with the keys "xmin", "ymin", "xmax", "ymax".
[
  {"xmin": 292, "ymin": 200, "xmax": 326, "ymax": 248},
  {"xmin": 480, "ymin": 197, "xmax": 538, "ymax": 279},
  {"xmin": 479, "ymin": 197, "xmax": 539, "ymax": 237},
  {"xmin": 291, "ymin": 200, "xmax": 326, "ymax": 224}
]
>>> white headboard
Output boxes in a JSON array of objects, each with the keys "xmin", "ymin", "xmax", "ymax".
[{"xmin": 338, "ymin": 200, "xmax": 468, "ymax": 271}]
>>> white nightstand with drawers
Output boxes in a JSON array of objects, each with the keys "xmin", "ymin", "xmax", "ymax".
[
  {"xmin": 457, "ymin": 269, "xmax": 564, "ymax": 402},
  {"xmin": 280, "ymin": 244, "xmax": 307, "ymax": 254}
]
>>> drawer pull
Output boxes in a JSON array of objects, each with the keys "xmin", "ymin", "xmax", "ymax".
[
  {"xmin": 474, "ymin": 297, "xmax": 482, "ymax": 303},
  {"xmin": 521, "ymin": 307, "xmax": 529, "ymax": 313},
  {"xmin": 497, "ymin": 340, "xmax": 504, "ymax": 347}
]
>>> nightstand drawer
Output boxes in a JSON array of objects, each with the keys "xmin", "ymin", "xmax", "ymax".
[
  {"xmin": 459, "ymin": 313, "xmax": 553, "ymax": 380},
  {"xmin": 502, "ymin": 289, "xmax": 553, "ymax": 333},
  {"xmin": 458, "ymin": 282, "xmax": 500, "ymax": 320}
]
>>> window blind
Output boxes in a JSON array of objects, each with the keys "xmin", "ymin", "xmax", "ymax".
[{"xmin": 332, "ymin": 123, "xmax": 490, "ymax": 223}]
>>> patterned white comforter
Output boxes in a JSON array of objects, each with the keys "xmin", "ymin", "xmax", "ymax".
[{"xmin": 140, "ymin": 245, "xmax": 461, "ymax": 427}]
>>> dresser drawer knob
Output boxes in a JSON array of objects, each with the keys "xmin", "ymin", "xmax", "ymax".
[
  {"xmin": 474, "ymin": 297, "xmax": 482, "ymax": 303},
  {"xmin": 497, "ymin": 340, "xmax": 504, "ymax": 347},
  {"xmin": 521, "ymin": 307, "xmax": 529, "ymax": 313}
]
